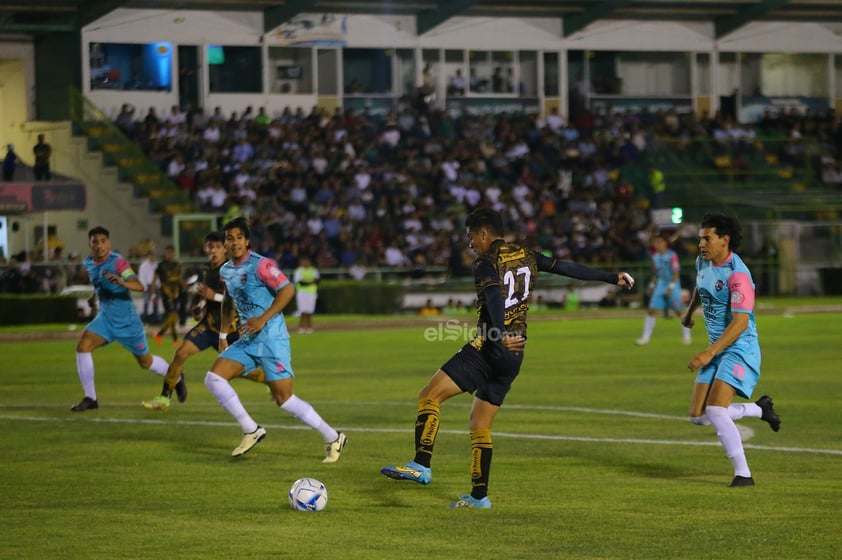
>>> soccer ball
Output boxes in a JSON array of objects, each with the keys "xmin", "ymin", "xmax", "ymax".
[{"xmin": 289, "ymin": 477, "xmax": 328, "ymax": 512}]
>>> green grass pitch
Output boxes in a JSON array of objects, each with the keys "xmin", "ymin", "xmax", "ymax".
[{"xmin": 1, "ymin": 303, "xmax": 840, "ymax": 559}]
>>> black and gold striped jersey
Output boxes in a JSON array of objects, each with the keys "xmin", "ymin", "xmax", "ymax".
[{"xmin": 473, "ymin": 239, "xmax": 537, "ymax": 339}]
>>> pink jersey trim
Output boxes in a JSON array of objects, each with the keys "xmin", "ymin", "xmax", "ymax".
[
  {"xmin": 257, "ymin": 257, "xmax": 289, "ymax": 290},
  {"xmin": 728, "ymin": 271, "xmax": 754, "ymax": 312},
  {"xmin": 114, "ymin": 257, "xmax": 135, "ymax": 278}
]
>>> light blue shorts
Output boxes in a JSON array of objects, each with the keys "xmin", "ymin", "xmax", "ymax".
[
  {"xmin": 85, "ymin": 314, "xmax": 149, "ymax": 356},
  {"xmin": 220, "ymin": 334, "xmax": 295, "ymax": 382},
  {"xmin": 694, "ymin": 348, "xmax": 761, "ymax": 399},
  {"xmin": 649, "ymin": 285, "xmax": 683, "ymax": 311}
]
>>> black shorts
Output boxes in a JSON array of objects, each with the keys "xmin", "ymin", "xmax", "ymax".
[
  {"xmin": 184, "ymin": 321, "xmax": 240, "ymax": 351},
  {"xmin": 440, "ymin": 340, "xmax": 524, "ymax": 407}
]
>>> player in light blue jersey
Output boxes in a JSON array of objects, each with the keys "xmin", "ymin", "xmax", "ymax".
[
  {"xmin": 204, "ymin": 217, "xmax": 346, "ymax": 462},
  {"xmin": 681, "ymin": 213, "xmax": 780, "ymax": 487},
  {"xmin": 71, "ymin": 226, "xmax": 174, "ymax": 411},
  {"xmin": 635, "ymin": 233, "xmax": 692, "ymax": 345}
]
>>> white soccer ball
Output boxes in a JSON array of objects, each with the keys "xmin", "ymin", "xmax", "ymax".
[{"xmin": 288, "ymin": 477, "xmax": 328, "ymax": 512}]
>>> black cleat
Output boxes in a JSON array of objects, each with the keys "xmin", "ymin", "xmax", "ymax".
[
  {"xmin": 755, "ymin": 395, "xmax": 781, "ymax": 432},
  {"xmin": 71, "ymin": 396, "xmax": 99, "ymax": 412},
  {"xmin": 729, "ymin": 475, "xmax": 755, "ymax": 487},
  {"xmin": 175, "ymin": 375, "xmax": 188, "ymax": 403}
]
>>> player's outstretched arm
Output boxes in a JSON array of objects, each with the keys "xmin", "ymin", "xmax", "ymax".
[{"xmin": 534, "ymin": 252, "xmax": 634, "ymax": 290}]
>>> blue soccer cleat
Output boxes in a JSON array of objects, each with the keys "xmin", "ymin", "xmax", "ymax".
[
  {"xmin": 380, "ymin": 461, "xmax": 432, "ymax": 485},
  {"xmin": 448, "ymin": 494, "xmax": 492, "ymax": 509}
]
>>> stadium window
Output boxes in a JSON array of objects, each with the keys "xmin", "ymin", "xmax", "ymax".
[
  {"xmin": 718, "ymin": 52, "xmax": 739, "ymax": 97},
  {"xmin": 317, "ymin": 48, "xmax": 339, "ymax": 96},
  {"xmin": 208, "ymin": 45, "xmax": 262, "ymax": 93},
  {"xmin": 836, "ymin": 55, "xmax": 842, "ymax": 103},
  {"xmin": 543, "ymin": 51, "xmax": 560, "ymax": 97},
  {"xmin": 745, "ymin": 53, "xmax": 829, "ymax": 97},
  {"xmin": 696, "ymin": 52, "xmax": 711, "ymax": 96},
  {"xmin": 89, "ymin": 42, "xmax": 173, "ymax": 92},
  {"xmin": 395, "ymin": 48, "xmax": 416, "ymax": 97},
  {"xmin": 594, "ymin": 52, "xmax": 690, "ymax": 97},
  {"xmin": 443, "ymin": 49, "xmax": 464, "ymax": 96},
  {"xmin": 468, "ymin": 50, "xmax": 490, "ymax": 93},
  {"xmin": 519, "ymin": 51, "xmax": 538, "ymax": 96},
  {"xmin": 343, "ymin": 48, "xmax": 393, "ymax": 95},
  {"xmin": 491, "ymin": 51, "xmax": 514, "ymax": 94},
  {"xmin": 268, "ymin": 46, "xmax": 314, "ymax": 94}
]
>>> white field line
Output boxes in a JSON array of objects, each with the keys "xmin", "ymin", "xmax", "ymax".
[{"xmin": 1, "ymin": 401, "xmax": 839, "ymax": 456}]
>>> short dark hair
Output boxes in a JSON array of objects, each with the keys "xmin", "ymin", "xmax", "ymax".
[
  {"xmin": 204, "ymin": 231, "xmax": 224, "ymax": 244},
  {"xmin": 88, "ymin": 226, "xmax": 109, "ymax": 239},
  {"xmin": 700, "ymin": 212, "xmax": 742, "ymax": 251},
  {"xmin": 222, "ymin": 216, "xmax": 250, "ymax": 239},
  {"xmin": 465, "ymin": 208, "xmax": 504, "ymax": 237}
]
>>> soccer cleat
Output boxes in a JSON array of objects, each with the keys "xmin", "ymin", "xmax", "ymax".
[
  {"xmin": 71, "ymin": 396, "xmax": 98, "ymax": 412},
  {"xmin": 175, "ymin": 375, "xmax": 188, "ymax": 403},
  {"xmin": 141, "ymin": 395, "xmax": 171, "ymax": 412},
  {"xmin": 729, "ymin": 475, "xmax": 755, "ymax": 487},
  {"xmin": 153, "ymin": 333, "xmax": 163, "ymax": 346},
  {"xmin": 232, "ymin": 426, "xmax": 266, "ymax": 457},
  {"xmin": 380, "ymin": 461, "xmax": 432, "ymax": 485},
  {"xmin": 634, "ymin": 338, "xmax": 649, "ymax": 346},
  {"xmin": 448, "ymin": 494, "xmax": 492, "ymax": 509},
  {"xmin": 322, "ymin": 432, "xmax": 347, "ymax": 463},
  {"xmin": 755, "ymin": 395, "xmax": 781, "ymax": 432}
]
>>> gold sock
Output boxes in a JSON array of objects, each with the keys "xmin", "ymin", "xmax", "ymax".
[
  {"xmin": 413, "ymin": 398, "xmax": 440, "ymax": 467},
  {"xmin": 470, "ymin": 429, "xmax": 493, "ymax": 499}
]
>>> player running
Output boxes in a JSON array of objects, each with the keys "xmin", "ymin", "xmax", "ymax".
[
  {"xmin": 71, "ymin": 226, "xmax": 173, "ymax": 411},
  {"xmin": 635, "ymin": 233, "xmax": 692, "ymax": 345},
  {"xmin": 142, "ymin": 231, "xmax": 264, "ymax": 412},
  {"xmin": 203, "ymin": 217, "xmax": 346, "ymax": 461},
  {"xmin": 682, "ymin": 212, "xmax": 780, "ymax": 487}
]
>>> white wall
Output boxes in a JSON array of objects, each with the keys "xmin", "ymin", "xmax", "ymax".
[
  {"xmin": 420, "ymin": 17, "xmax": 562, "ymax": 50},
  {"xmin": 565, "ymin": 21, "xmax": 713, "ymax": 52},
  {"xmin": 340, "ymin": 14, "xmax": 416, "ymax": 48},
  {"xmin": 0, "ymin": 39, "xmax": 36, "ymax": 146},
  {"xmin": 718, "ymin": 22, "xmax": 842, "ymax": 53},
  {"xmin": 83, "ymin": 9, "xmax": 261, "ymax": 44}
]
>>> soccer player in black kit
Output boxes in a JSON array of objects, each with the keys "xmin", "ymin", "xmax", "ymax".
[
  {"xmin": 382, "ymin": 209, "xmax": 635, "ymax": 508},
  {"xmin": 142, "ymin": 231, "xmax": 263, "ymax": 411}
]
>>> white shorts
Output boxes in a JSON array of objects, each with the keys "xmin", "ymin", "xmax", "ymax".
[{"xmin": 296, "ymin": 291, "xmax": 317, "ymax": 314}]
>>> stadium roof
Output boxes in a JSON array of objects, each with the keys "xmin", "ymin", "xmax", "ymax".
[{"xmin": 2, "ymin": 0, "xmax": 842, "ymax": 39}]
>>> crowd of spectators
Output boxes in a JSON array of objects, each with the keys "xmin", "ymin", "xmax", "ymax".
[
  {"xmin": 2, "ymin": 99, "xmax": 840, "ymax": 295},
  {"xmin": 113, "ymin": 100, "xmax": 674, "ymax": 278},
  {"xmin": 117, "ymin": 98, "xmax": 839, "ymax": 273}
]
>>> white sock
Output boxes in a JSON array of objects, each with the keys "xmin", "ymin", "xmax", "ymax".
[
  {"xmin": 76, "ymin": 352, "xmax": 96, "ymax": 400},
  {"xmin": 681, "ymin": 325, "xmax": 692, "ymax": 341},
  {"xmin": 707, "ymin": 405, "xmax": 751, "ymax": 478},
  {"xmin": 205, "ymin": 372, "xmax": 258, "ymax": 434},
  {"xmin": 689, "ymin": 414, "xmax": 711, "ymax": 426},
  {"xmin": 692, "ymin": 404, "xmax": 762, "ymax": 424},
  {"xmin": 642, "ymin": 315, "xmax": 656, "ymax": 339},
  {"xmin": 147, "ymin": 355, "xmax": 169, "ymax": 377},
  {"xmin": 280, "ymin": 395, "xmax": 338, "ymax": 443},
  {"xmin": 728, "ymin": 403, "xmax": 762, "ymax": 421}
]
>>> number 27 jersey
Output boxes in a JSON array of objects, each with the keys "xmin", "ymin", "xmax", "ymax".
[{"xmin": 474, "ymin": 240, "xmax": 537, "ymax": 338}]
